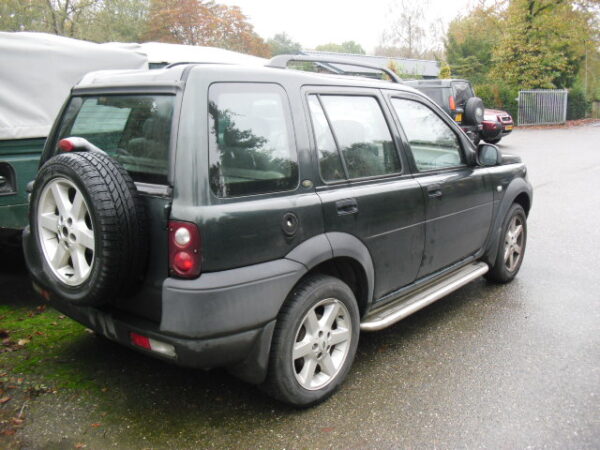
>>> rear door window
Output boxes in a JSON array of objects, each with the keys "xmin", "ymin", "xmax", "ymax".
[
  {"xmin": 208, "ymin": 83, "xmax": 298, "ymax": 197},
  {"xmin": 57, "ymin": 95, "xmax": 174, "ymax": 184},
  {"xmin": 307, "ymin": 96, "xmax": 345, "ymax": 182},
  {"xmin": 308, "ymin": 94, "xmax": 401, "ymax": 181}
]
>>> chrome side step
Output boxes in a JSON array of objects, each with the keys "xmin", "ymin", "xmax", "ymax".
[{"xmin": 360, "ymin": 262, "xmax": 489, "ymax": 332}]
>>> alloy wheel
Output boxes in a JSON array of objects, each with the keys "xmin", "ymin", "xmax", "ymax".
[
  {"xmin": 292, "ymin": 298, "xmax": 352, "ymax": 390},
  {"xmin": 503, "ymin": 215, "xmax": 524, "ymax": 272},
  {"xmin": 37, "ymin": 178, "xmax": 95, "ymax": 286}
]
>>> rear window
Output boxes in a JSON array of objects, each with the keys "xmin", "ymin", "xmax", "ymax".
[
  {"xmin": 452, "ymin": 82, "xmax": 474, "ymax": 107},
  {"xmin": 56, "ymin": 94, "xmax": 175, "ymax": 184},
  {"xmin": 416, "ymin": 87, "xmax": 448, "ymax": 112}
]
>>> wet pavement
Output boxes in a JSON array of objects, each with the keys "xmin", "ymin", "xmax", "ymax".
[{"xmin": 1, "ymin": 125, "xmax": 600, "ymax": 448}]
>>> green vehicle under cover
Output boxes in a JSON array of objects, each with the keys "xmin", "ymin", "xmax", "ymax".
[{"xmin": 0, "ymin": 32, "xmax": 148, "ymax": 236}]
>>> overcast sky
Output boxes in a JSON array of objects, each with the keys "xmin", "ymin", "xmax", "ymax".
[{"xmin": 220, "ymin": 0, "xmax": 477, "ymax": 53}]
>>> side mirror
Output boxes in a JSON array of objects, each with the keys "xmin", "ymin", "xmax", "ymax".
[{"xmin": 477, "ymin": 143, "xmax": 500, "ymax": 166}]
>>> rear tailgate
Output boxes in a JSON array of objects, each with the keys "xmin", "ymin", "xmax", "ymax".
[
  {"xmin": 116, "ymin": 191, "xmax": 170, "ymax": 323},
  {"xmin": 45, "ymin": 93, "xmax": 177, "ymax": 323}
]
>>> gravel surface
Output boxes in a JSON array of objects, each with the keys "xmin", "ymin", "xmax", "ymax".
[{"xmin": 1, "ymin": 124, "xmax": 599, "ymax": 449}]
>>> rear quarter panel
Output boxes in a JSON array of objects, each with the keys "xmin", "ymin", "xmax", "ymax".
[{"xmin": 171, "ymin": 68, "xmax": 324, "ymax": 272}]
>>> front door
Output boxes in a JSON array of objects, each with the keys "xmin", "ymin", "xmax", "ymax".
[
  {"xmin": 389, "ymin": 95, "xmax": 493, "ymax": 278},
  {"xmin": 306, "ymin": 89, "xmax": 425, "ymax": 300}
]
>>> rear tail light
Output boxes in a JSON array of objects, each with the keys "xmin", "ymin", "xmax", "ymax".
[
  {"xmin": 130, "ymin": 332, "xmax": 176, "ymax": 358},
  {"xmin": 168, "ymin": 220, "xmax": 201, "ymax": 278},
  {"xmin": 449, "ymin": 95, "xmax": 456, "ymax": 111}
]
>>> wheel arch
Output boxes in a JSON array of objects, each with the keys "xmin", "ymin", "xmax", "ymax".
[
  {"xmin": 483, "ymin": 178, "xmax": 532, "ymax": 266},
  {"xmin": 285, "ymin": 232, "xmax": 375, "ymax": 317},
  {"xmin": 514, "ymin": 191, "xmax": 531, "ymax": 216}
]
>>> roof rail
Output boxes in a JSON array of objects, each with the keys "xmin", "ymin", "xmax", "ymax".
[
  {"xmin": 266, "ymin": 54, "xmax": 402, "ymax": 83},
  {"xmin": 164, "ymin": 61, "xmax": 236, "ymax": 69}
]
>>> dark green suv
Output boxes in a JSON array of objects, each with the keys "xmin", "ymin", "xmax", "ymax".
[{"xmin": 24, "ymin": 61, "xmax": 532, "ymax": 407}]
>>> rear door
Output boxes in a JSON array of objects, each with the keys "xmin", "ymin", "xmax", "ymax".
[
  {"xmin": 305, "ymin": 87, "xmax": 425, "ymax": 300},
  {"xmin": 388, "ymin": 94, "xmax": 493, "ymax": 278},
  {"xmin": 47, "ymin": 92, "xmax": 178, "ymax": 322}
]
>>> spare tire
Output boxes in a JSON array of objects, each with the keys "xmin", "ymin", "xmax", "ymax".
[
  {"xmin": 464, "ymin": 97, "xmax": 485, "ymax": 125},
  {"xmin": 29, "ymin": 151, "xmax": 148, "ymax": 306}
]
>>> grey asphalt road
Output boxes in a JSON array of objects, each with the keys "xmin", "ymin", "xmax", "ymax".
[{"xmin": 2, "ymin": 124, "xmax": 600, "ymax": 449}]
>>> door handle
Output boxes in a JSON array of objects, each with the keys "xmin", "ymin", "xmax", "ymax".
[
  {"xmin": 336, "ymin": 198, "xmax": 358, "ymax": 215},
  {"xmin": 427, "ymin": 184, "xmax": 443, "ymax": 199}
]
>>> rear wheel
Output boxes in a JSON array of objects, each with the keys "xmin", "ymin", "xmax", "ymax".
[
  {"xmin": 263, "ymin": 274, "xmax": 359, "ymax": 407},
  {"xmin": 486, "ymin": 203, "xmax": 527, "ymax": 283}
]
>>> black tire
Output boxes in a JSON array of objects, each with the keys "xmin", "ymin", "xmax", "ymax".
[
  {"xmin": 263, "ymin": 274, "xmax": 360, "ymax": 407},
  {"xmin": 484, "ymin": 138, "xmax": 502, "ymax": 144},
  {"xmin": 485, "ymin": 203, "xmax": 527, "ymax": 283},
  {"xmin": 29, "ymin": 151, "xmax": 147, "ymax": 306},
  {"xmin": 464, "ymin": 97, "xmax": 485, "ymax": 125}
]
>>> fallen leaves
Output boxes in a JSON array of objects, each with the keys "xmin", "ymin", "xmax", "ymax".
[
  {"xmin": 90, "ymin": 423, "xmax": 101, "ymax": 428},
  {"xmin": 26, "ymin": 305, "xmax": 47, "ymax": 318},
  {"xmin": 1, "ymin": 330, "xmax": 35, "ymax": 353},
  {"xmin": 74, "ymin": 443, "xmax": 87, "ymax": 449},
  {"xmin": 0, "ymin": 396, "xmax": 11, "ymax": 404}
]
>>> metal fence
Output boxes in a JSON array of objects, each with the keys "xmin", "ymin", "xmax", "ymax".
[
  {"xmin": 592, "ymin": 101, "xmax": 600, "ymax": 119},
  {"xmin": 518, "ymin": 89, "xmax": 568, "ymax": 126}
]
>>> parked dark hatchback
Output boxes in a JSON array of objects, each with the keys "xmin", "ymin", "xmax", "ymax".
[{"xmin": 24, "ymin": 61, "xmax": 532, "ymax": 407}]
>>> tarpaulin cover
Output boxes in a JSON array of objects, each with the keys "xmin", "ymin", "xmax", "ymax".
[
  {"xmin": 0, "ymin": 32, "xmax": 148, "ymax": 140},
  {"xmin": 102, "ymin": 41, "xmax": 268, "ymax": 67}
]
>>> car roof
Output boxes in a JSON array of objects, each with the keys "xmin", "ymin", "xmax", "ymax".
[{"xmin": 73, "ymin": 62, "xmax": 423, "ymax": 95}]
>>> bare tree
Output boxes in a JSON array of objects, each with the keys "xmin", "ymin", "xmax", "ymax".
[{"xmin": 378, "ymin": 0, "xmax": 445, "ymax": 59}]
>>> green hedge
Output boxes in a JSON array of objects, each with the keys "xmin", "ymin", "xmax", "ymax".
[
  {"xmin": 474, "ymin": 84, "xmax": 519, "ymax": 119},
  {"xmin": 567, "ymin": 88, "xmax": 590, "ymax": 120}
]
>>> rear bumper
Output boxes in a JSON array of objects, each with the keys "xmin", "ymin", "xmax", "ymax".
[
  {"xmin": 23, "ymin": 225, "xmax": 306, "ymax": 383},
  {"xmin": 42, "ymin": 292, "xmax": 275, "ymax": 373},
  {"xmin": 500, "ymin": 125, "xmax": 513, "ymax": 136}
]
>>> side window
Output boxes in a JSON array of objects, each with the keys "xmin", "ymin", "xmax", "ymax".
[
  {"xmin": 208, "ymin": 83, "xmax": 298, "ymax": 197},
  {"xmin": 391, "ymin": 98, "xmax": 463, "ymax": 171},
  {"xmin": 307, "ymin": 95, "xmax": 345, "ymax": 181},
  {"xmin": 316, "ymin": 95, "xmax": 401, "ymax": 179}
]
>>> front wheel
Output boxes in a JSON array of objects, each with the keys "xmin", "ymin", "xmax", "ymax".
[
  {"xmin": 263, "ymin": 274, "xmax": 360, "ymax": 407},
  {"xmin": 486, "ymin": 203, "xmax": 527, "ymax": 283}
]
